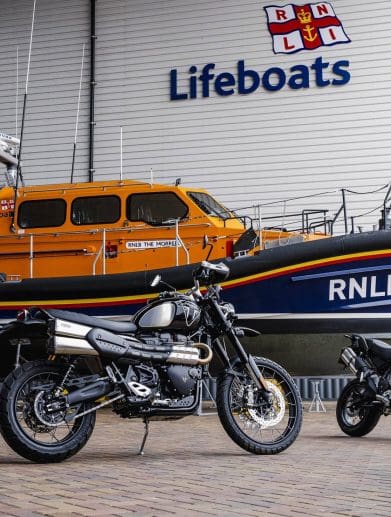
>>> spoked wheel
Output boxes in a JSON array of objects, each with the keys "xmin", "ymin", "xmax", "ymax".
[
  {"xmin": 217, "ymin": 356, "xmax": 302, "ymax": 454},
  {"xmin": 0, "ymin": 360, "xmax": 96, "ymax": 463},
  {"xmin": 336, "ymin": 379, "xmax": 381, "ymax": 437}
]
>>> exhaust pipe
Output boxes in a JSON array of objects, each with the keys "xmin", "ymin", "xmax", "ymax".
[
  {"xmin": 48, "ymin": 336, "xmax": 98, "ymax": 356},
  {"xmin": 48, "ymin": 328, "xmax": 213, "ymax": 366},
  {"xmin": 340, "ymin": 347, "xmax": 359, "ymax": 374},
  {"xmin": 167, "ymin": 343, "xmax": 213, "ymax": 365},
  {"xmin": 340, "ymin": 348, "xmax": 378, "ymax": 392}
]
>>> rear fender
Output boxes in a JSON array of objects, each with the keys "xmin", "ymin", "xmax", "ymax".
[{"xmin": 0, "ymin": 321, "xmax": 49, "ymax": 380}]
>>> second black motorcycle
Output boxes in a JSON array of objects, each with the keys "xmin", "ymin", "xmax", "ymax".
[
  {"xmin": 337, "ymin": 334, "xmax": 391, "ymax": 436},
  {"xmin": 0, "ymin": 261, "xmax": 302, "ymax": 462}
]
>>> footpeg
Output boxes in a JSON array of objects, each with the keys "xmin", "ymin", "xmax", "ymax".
[{"xmin": 128, "ymin": 381, "xmax": 151, "ymax": 398}]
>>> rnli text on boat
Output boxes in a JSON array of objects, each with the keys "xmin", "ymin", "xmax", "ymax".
[{"xmin": 329, "ymin": 276, "xmax": 391, "ymax": 301}]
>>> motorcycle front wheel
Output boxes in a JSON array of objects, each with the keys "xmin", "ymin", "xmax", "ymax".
[
  {"xmin": 0, "ymin": 360, "xmax": 96, "ymax": 463},
  {"xmin": 336, "ymin": 379, "xmax": 381, "ymax": 437},
  {"xmin": 217, "ymin": 356, "xmax": 302, "ymax": 454}
]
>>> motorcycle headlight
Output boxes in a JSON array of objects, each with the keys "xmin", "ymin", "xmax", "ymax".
[{"xmin": 221, "ymin": 303, "xmax": 236, "ymax": 318}]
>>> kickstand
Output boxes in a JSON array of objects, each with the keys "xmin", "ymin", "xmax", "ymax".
[{"xmin": 138, "ymin": 417, "xmax": 149, "ymax": 456}]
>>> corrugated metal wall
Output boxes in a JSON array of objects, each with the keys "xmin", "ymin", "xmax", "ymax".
[
  {"xmin": 0, "ymin": 0, "xmax": 90, "ymax": 184},
  {"xmin": 0, "ymin": 0, "xmax": 390, "ymax": 232}
]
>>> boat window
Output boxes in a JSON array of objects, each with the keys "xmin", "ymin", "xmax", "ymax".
[
  {"xmin": 71, "ymin": 196, "xmax": 120, "ymax": 225},
  {"xmin": 18, "ymin": 199, "xmax": 66, "ymax": 228},
  {"xmin": 188, "ymin": 191, "xmax": 232, "ymax": 220},
  {"xmin": 126, "ymin": 192, "xmax": 188, "ymax": 225}
]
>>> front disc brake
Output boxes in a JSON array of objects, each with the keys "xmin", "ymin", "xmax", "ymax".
[{"xmin": 247, "ymin": 380, "xmax": 286, "ymax": 428}]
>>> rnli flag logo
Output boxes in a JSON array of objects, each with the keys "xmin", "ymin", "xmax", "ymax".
[
  {"xmin": 1, "ymin": 199, "xmax": 14, "ymax": 211},
  {"xmin": 264, "ymin": 3, "xmax": 351, "ymax": 54}
]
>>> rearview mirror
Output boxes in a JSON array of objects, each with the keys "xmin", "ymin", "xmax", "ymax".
[{"xmin": 150, "ymin": 275, "xmax": 161, "ymax": 287}]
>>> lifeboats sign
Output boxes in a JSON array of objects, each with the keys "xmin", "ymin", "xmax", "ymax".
[
  {"xmin": 169, "ymin": 2, "xmax": 351, "ymax": 100},
  {"xmin": 264, "ymin": 3, "xmax": 351, "ymax": 54}
]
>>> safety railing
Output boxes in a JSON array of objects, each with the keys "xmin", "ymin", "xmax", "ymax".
[{"xmin": 0, "ymin": 221, "xmax": 211, "ymax": 279}]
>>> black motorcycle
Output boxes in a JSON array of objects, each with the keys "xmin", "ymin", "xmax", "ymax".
[
  {"xmin": 337, "ymin": 334, "xmax": 391, "ymax": 436},
  {"xmin": 0, "ymin": 261, "xmax": 302, "ymax": 463}
]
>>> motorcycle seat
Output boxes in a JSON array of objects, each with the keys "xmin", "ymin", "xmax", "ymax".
[
  {"xmin": 366, "ymin": 338, "xmax": 391, "ymax": 361},
  {"xmin": 45, "ymin": 308, "xmax": 138, "ymax": 334}
]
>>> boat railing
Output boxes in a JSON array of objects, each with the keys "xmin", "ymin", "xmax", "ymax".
[{"xmin": 0, "ymin": 221, "xmax": 210, "ymax": 278}]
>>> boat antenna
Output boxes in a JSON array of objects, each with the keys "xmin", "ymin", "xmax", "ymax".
[
  {"xmin": 10, "ymin": 0, "xmax": 36, "ymax": 233},
  {"xmin": 15, "ymin": 0, "xmax": 37, "ymax": 190},
  {"xmin": 71, "ymin": 42, "xmax": 86, "ymax": 183},
  {"xmin": 150, "ymin": 168, "xmax": 153, "ymax": 187},
  {"xmin": 16, "ymin": 47, "xmax": 19, "ymax": 137},
  {"xmin": 120, "ymin": 126, "xmax": 123, "ymax": 180}
]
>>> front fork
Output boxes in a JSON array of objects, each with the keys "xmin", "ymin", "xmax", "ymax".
[
  {"xmin": 208, "ymin": 297, "xmax": 272, "ymax": 398},
  {"xmin": 216, "ymin": 328, "xmax": 271, "ymax": 395},
  {"xmin": 246, "ymin": 354, "xmax": 270, "ymax": 393}
]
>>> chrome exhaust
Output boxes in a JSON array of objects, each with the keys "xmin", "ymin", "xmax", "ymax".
[
  {"xmin": 48, "ymin": 335, "xmax": 98, "ymax": 356},
  {"xmin": 166, "ymin": 343, "xmax": 213, "ymax": 365},
  {"xmin": 340, "ymin": 347, "xmax": 358, "ymax": 374}
]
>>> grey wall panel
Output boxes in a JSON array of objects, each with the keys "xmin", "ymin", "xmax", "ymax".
[
  {"xmin": 0, "ymin": 0, "xmax": 390, "ymax": 234},
  {"xmin": 92, "ymin": 0, "xmax": 391, "ymax": 233},
  {"xmin": 0, "ymin": 0, "xmax": 90, "ymax": 184}
]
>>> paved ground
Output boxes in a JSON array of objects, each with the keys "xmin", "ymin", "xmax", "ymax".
[{"xmin": 0, "ymin": 402, "xmax": 390, "ymax": 516}]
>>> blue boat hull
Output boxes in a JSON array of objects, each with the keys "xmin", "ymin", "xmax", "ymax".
[{"xmin": 1, "ymin": 230, "xmax": 391, "ymax": 334}]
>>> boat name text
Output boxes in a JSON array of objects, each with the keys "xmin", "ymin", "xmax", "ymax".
[
  {"xmin": 126, "ymin": 240, "xmax": 178, "ymax": 250},
  {"xmin": 329, "ymin": 276, "xmax": 391, "ymax": 301}
]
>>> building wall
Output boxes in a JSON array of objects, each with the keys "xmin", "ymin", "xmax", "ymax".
[
  {"xmin": 0, "ymin": 0, "xmax": 390, "ymax": 232},
  {"xmin": 0, "ymin": 0, "xmax": 90, "ymax": 183}
]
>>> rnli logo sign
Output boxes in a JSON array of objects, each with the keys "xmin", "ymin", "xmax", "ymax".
[{"xmin": 264, "ymin": 3, "xmax": 351, "ymax": 54}]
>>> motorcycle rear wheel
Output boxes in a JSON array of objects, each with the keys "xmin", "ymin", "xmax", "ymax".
[
  {"xmin": 217, "ymin": 356, "xmax": 302, "ymax": 454},
  {"xmin": 336, "ymin": 379, "xmax": 381, "ymax": 437},
  {"xmin": 0, "ymin": 360, "xmax": 96, "ymax": 463}
]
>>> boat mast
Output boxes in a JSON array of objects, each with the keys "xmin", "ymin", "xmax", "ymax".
[
  {"xmin": 9, "ymin": 0, "xmax": 37, "ymax": 233},
  {"xmin": 89, "ymin": 0, "xmax": 96, "ymax": 182},
  {"xmin": 15, "ymin": 0, "xmax": 37, "ymax": 190}
]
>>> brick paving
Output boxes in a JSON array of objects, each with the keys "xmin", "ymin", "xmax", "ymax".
[{"xmin": 0, "ymin": 403, "xmax": 390, "ymax": 516}]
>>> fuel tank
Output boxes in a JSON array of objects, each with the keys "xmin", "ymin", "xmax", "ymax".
[{"xmin": 133, "ymin": 295, "xmax": 201, "ymax": 334}]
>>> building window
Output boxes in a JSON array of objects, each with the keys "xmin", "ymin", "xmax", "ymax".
[
  {"xmin": 126, "ymin": 192, "xmax": 188, "ymax": 225},
  {"xmin": 71, "ymin": 196, "xmax": 121, "ymax": 225},
  {"xmin": 18, "ymin": 199, "xmax": 66, "ymax": 228},
  {"xmin": 188, "ymin": 191, "xmax": 232, "ymax": 220}
]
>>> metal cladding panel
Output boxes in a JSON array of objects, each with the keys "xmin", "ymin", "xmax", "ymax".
[
  {"xmin": 93, "ymin": 0, "xmax": 391, "ymax": 233},
  {"xmin": 0, "ymin": 1, "xmax": 390, "ymax": 232},
  {"xmin": 0, "ymin": 0, "xmax": 90, "ymax": 184}
]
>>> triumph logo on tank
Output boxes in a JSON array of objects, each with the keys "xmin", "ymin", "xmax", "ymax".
[{"xmin": 264, "ymin": 3, "xmax": 351, "ymax": 54}]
